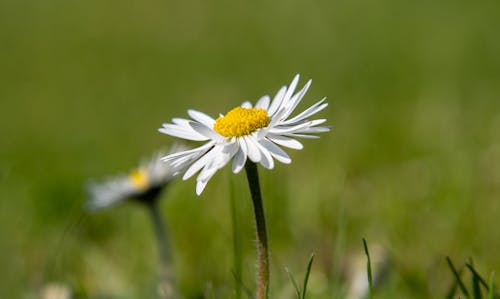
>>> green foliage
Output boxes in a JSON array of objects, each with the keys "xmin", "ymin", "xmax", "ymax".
[
  {"xmin": 286, "ymin": 254, "xmax": 315, "ymax": 299},
  {"xmin": 446, "ymin": 257, "xmax": 500, "ymax": 299}
]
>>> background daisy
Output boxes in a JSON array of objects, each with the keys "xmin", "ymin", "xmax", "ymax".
[
  {"xmin": 86, "ymin": 143, "xmax": 187, "ymax": 210},
  {"xmin": 85, "ymin": 144, "xmax": 188, "ymax": 299}
]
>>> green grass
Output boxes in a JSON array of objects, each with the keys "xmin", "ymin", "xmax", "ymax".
[
  {"xmin": 1, "ymin": 0, "xmax": 500, "ymax": 298},
  {"xmin": 446, "ymin": 257, "xmax": 500, "ymax": 299},
  {"xmin": 286, "ymin": 253, "xmax": 314, "ymax": 299},
  {"xmin": 363, "ymin": 239, "xmax": 374, "ymax": 299}
]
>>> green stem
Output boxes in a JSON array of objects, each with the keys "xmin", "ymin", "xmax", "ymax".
[
  {"xmin": 245, "ymin": 162, "xmax": 269, "ymax": 299},
  {"xmin": 147, "ymin": 200, "xmax": 176, "ymax": 299}
]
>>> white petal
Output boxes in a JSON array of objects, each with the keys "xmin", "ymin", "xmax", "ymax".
[
  {"xmin": 159, "ymin": 124, "xmax": 208, "ymax": 141},
  {"xmin": 244, "ymin": 135, "xmax": 261, "ymax": 162},
  {"xmin": 256, "ymin": 141, "xmax": 274, "ymax": 169},
  {"xmin": 269, "ymin": 122, "xmax": 314, "ymax": 134},
  {"xmin": 208, "ymin": 142, "xmax": 238, "ymax": 170},
  {"xmin": 281, "ymin": 79, "xmax": 312, "ymax": 120},
  {"xmin": 282, "ymin": 98, "xmax": 327, "ymax": 125},
  {"xmin": 255, "ymin": 95, "xmax": 270, "ymax": 110},
  {"xmin": 189, "ymin": 121, "xmax": 222, "ymax": 141},
  {"xmin": 161, "ymin": 142, "xmax": 213, "ymax": 162},
  {"xmin": 267, "ymin": 86, "xmax": 287, "ymax": 116},
  {"xmin": 196, "ymin": 180, "xmax": 208, "ymax": 195},
  {"xmin": 197, "ymin": 182, "xmax": 210, "ymax": 195},
  {"xmin": 185, "ymin": 142, "xmax": 238, "ymax": 192},
  {"xmin": 256, "ymin": 127, "xmax": 270, "ymax": 139},
  {"xmin": 232, "ymin": 148, "xmax": 246, "ymax": 174},
  {"xmin": 282, "ymin": 74, "xmax": 300, "ymax": 108},
  {"xmin": 197, "ymin": 164, "xmax": 219, "ymax": 182},
  {"xmin": 295, "ymin": 126, "xmax": 331, "ymax": 134},
  {"xmin": 271, "ymin": 119, "xmax": 327, "ymax": 135},
  {"xmin": 285, "ymin": 133, "xmax": 320, "ymax": 139},
  {"xmin": 188, "ymin": 109, "xmax": 216, "ymax": 127},
  {"xmin": 168, "ymin": 154, "xmax": 196, "ymax": 167},
  {"xmin": 267, "ymin": 134, "xmax": 304, "ymax": 150},
  {"xmin": 309, "ymin": 118, "xmax": 327, "ymax": 126},
  {"xmin": 182, "ymin": 146, "xmax": 220, "ymax": 180},
  {"xmin": 172, "ymin": 118, "xmax": 192, "ymax": 126},
  {"xmin": 241, "ymin": 101, "xmax": 252, "ymax": 108},
  {"xmin": 232, "ymin": 138, "xmax": 248, "ymax": 173},
  {"xmin": 259, "ymin": 138, "xmax": 291, "ymax": 164},
  {"xmin": 195, "ymin": 163, "xmax": 219, "ymax": 195},
  {"xmin": 268, "ymin": 106, "xmax": 288, "ymax": 127}
]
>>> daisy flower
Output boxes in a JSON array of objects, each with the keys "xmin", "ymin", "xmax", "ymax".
[
  {"xmin": 86, "ymin": 145, "xmax": 186, "ymax": 299},
  {"xmin": 86, "ymin": 143, "xmax": 188, "ymax": 211},
  {"xmin": 158, "ymin": 74, "xmax": 330, "ymax": 195}
]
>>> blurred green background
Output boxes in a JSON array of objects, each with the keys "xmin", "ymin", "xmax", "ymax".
[{"xmin": 1, "ymin": 0, "xmax": 500, "ymax": 298}]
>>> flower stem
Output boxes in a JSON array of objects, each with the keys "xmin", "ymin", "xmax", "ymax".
[
  {"xmin": 146, "ymin": 200, "xmax": 177, "ymax": 299},
  {"xmin": 245, "ymin": 162, "xmax": 269, "ymax": 299}
]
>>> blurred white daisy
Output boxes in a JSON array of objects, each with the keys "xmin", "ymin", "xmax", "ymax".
[
  {"xmin": 86, "ymin": 143, "xmax": 188, "ymax": 211},
  {"xmin": 158, "ymin": 74, "xmax": 330, "ymax": 195}
]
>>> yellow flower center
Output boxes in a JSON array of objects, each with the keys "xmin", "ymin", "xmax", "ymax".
[
  {"xmin": 129, "ymin": 169, "xmax": 149, "ymax": 191},
  {"xmin": 213, "ymin": 107, "xmax": 270, "ymax": 137}
]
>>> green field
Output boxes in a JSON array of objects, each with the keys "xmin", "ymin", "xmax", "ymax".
[{"xmin": 1, "ymin": 0, "xmax": 500, "ymax": 298}]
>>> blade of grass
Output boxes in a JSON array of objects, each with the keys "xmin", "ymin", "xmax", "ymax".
[
  {"xmin": 446, "ymin": 277, "xmax": 461, "ymax": 299},
  {"xmin": 301, "ymin": 254, "xmax": 315, "ymax": 299},
  {"xmin": 285, "ymin": 254, "xmax": 315, "ymax": 299},
  {"xmin": 362, "ymin": 238, "xmax": 373, "ymax": 299},
  {"xmin": 488, "ymin": 272, "xmax": 495, "ymax": 299},
  {"xmin": 469, "ymin": 259, "xmax": 483, "ymax": 299},
  {"xmin": 466, "ymin": 261, "xmax": 490, "ymax": 291},
  {"xmin": 231, "ymin": 270, "xmax": 254, "ymax": 299},
  {"xmin": 285, "ymin": 267, "xmax": 301, "ymax": 299},
  {"xmin": 447, "ymin": 256, "xmax": 470, "ymax": 299}
]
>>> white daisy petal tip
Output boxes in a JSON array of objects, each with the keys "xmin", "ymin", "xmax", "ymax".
[
  {"xmin": 195, "ymin": 182, "xmax": 206, "ymax": 196},
  {"xmin": 241, "ymin": 101, "xmax": 252, "ymax": 108},
  {"xmin": 187, "ymin": 109, "xmax": 216, "ymax": 127}
]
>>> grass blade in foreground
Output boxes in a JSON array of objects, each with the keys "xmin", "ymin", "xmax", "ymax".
[
  {"xmin": 285, "ymin": 254, "xmax": 315, "ymax": 299},
  {"xmin": 285, "ymin": 267, "xmax": 301, "ymax": 299},
  {"xmin": 362, "ymin": 238, "xmax": 374, "ymax": 299},
  {"xmin": 301, "ymin": 254, "xmax": 315, "ymax": 299},
  {"xmin": 468, "ymin": 259, "xmax": 483, "ymax": 299},
  {"xmin": 446, "ymin": 273, "xmax": 461, "ymax": 299},
  {"xmin": 447, "ymin": 256, "xmax": 470, "ymax": 299},
  {"xmin": 488, "ymin": 273, "xmax": 496, "ymax": 299},
  {"xmin": 467, "ymin": 261, "xmax": 490, "ymax": 291}
]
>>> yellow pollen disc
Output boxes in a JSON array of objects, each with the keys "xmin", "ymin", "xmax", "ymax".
[
  {"xmin": 213, "ymin": 107, "xmax": 270, "ymax": 137},
  {"xmin": 129, "ymin": 169, "xmax": 149, "ymax": 191}
]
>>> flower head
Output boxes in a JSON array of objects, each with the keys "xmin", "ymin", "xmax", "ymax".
[
  {"xmin": 86, "ymin": 143, "xmax": 188, "ymax": 211},
  {"xmin": 158, "ymin": 74, "xmax": 330, "ymax": 195}
]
